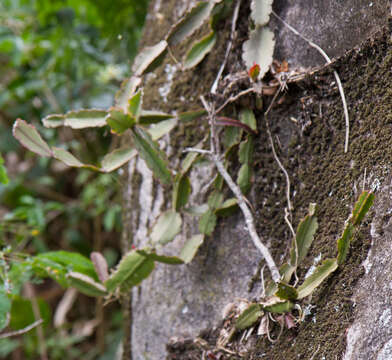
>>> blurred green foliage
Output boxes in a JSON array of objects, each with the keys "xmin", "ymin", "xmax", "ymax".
[{"xmin": 0, "ymin": 0, "xmax": 148, "ymax": 358}]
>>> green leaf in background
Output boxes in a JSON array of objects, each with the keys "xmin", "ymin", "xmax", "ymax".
[
  {"xmin": 105, "ymin": 251, "xmax": 154, "ymax": 293},
  {"xmin": 67, "ymin": 272, "xmax": 107, "ymax": 297},
  {"xmin": 337, "ymin": 223, "xmax": 354, "ymax": 265},
  {"xmin": 223, "ymin": 126, "xmax": 241, "ymax": 149},
  {"xmin": 166, "ymin": 2, "xmax": 215, "ymax": 46},
  {"xmin": 150, "ymin": 210, "xmax": 182, "ymax": 245},
  {"xmin": 239, "ymin": 108, "xmax": 257, "ymax": 132},
  {"xmin": 172, "ymin": 174, "xmax": 192, "ymax": 211},
  {"xmin": 290, "ymin": 203, "xmax": 318, "ymax": 267},
  {"xmin": 128, "ymin": 90, "xmax": 143, "ymax": 122},
  {"xmin": 136, "ymin": 250, "xmax": 184, "ymax": 265},
  {"xmin": 9, "ymin": 296, "xmax": 50, "ymax": 330},
  {"xmin": 106, "ymin": 108, "xmax": 136, "ymax": 135},
  {"xmin": 184, "ymin": 31, "xmax": 216, "ymax": 69},
  {"xmin": 351, "ymin": 191, "xmax": 374, "ymax": 226},
  {"xmin": 179, "ymin": 234, "xmax": 205, "ymax": 264},
  {"xmin": 0, "ymin": 290, "xmax": 11, "ymax": 331},
  {"xmin": 275, "ymin": 282, "xmax": 298, "ymax": 301},
  {"xmin": 237, "ymin": 163, "xmax": 252, "ymax": 194},
  {"xmin": 43, "ymin": 109, "xmax": 108, "ymax": 129},
  {"xmin": 148, "ymin": 119, "xmax": 178, "ymax": 141},
  {"xmin": 140, "ymin": 110, "xmax": 175, "ymax": 125},
  {"xmin": 132, "ymin": 40, "xmax": 168, "ymax": 76},
  {"xmin": 12, "ymin": 119, "xmax": 52, "ymax": 157},
  {"xmin": 101, "ymin": 147, "xmax": 137, "ymax": 173},
  {"xmin": 297, "ymin": 258, "xmax": 338, "ymax": 299},
  {"xmin": 235, "ymin": 303, "xmax": 263, "ymax": 330},
  {"xmin": 207, "ymin": 191, "xmax": 224, "ymax": 209},
  {"xmin": 0, "ymin": 154, "xmax": 9, "ymax": 184},
  {"xmin": 238, "ymin": 137, "xmax": 254, "ymax": 164},
  {"xmin": 198, "ymin": 209, "xmax": 217, "ymax": 236},
  {"xmin": 131, "ymin": 126, "xmax": 172, "ymax": 185}
]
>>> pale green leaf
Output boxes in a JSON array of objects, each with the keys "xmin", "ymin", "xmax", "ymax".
[
  {"xmin": 101, "ymin": 147, "xmax": 137, "ymax": 173},
  {"xmin": 166, "ymin": 2, "xmax": 215, "ymax": 46},
  {"xmin": 181, "ymin": 151, "xmax": 199, "ymax": 174},
  {"xmin": 251, "ymin": 0, "xmax": 273, "ymax": 26},
  {"xmin": 242, "ymin": 26, "xmax": 275, "ymax": 79},
  {"xmin": 148, "ymin": 119, "xmax": 178, "ymax": 141},
  {"xmin": 52, "ymin": 147, "xmax": 87, "ymax": 168},
  {"xmin": 297, "ymin": 258, "xmax": 338, "ymax": 299},
  {"xmin": 179, "ymin": 234, "xmax": 205, "ymax": 263},
  {"xmin": 0, "ymin": 154, "xmax": 9, "ymax": 185},
  {"xmin": 131, "ymin": 126, "xmax": 172, "ymax": 185},
  {"xmin": 238, "ymin": 137, "xmax": 254, "ymax": 164},
  {"xmin": 263, "ymin": 300, "xmax": 293, "ymax": 314},
  {"xmin": 13, "ymin": 119, "xmax": 52, "ymax": 157},
  {"xmin": 42, "ymin": 114, "xmax": 65, "ymax": 128},
  {"xmin": 150, "ymin": 210, "xmax": 182, "ymax": 245},
  {"xmin": 223, "ymin": 126, "xmax": 241, "ymax": 149},
  {"xmin": 132, "ymin": 40, "xmax": 168, "ymax": 76},
  {"xmin": 63, "ymin": 109, "xmax": 107, "ymax": 129},
  {"xmin": 184, "ymin": 31, "xmax": 216, "ymax": 69},
  {"xmin": 106, "ymin": 108, "xmax": 136, "ymax": 135},
  {"xmin": 199, "ymin": 209, "xmax": 217, "ymax": 236},
  {"xmin": 173, "ymin": 175, "xmax": 192, "ymax": 211},
  {"xmin": 239, "ymin": 108, "xmax": 257, "ymax": 132},
  {"xmin": 235, "ymin": 303, "xmax": 263, "ymax": 330},
  {"xmin": 184, "ymin": 204, "xmax": 209, "ymax": 216},
  {"xmin": 177, "ymin": 109, "xmax": 207, "ymax": 122},
  {"xmin": 0, "ymin": 291, "xmax": 11, "ymax": 331},
  {"xmin": 67, "ymin": 272, "xmax": 107, "ymax": 297},
  {"xmin": 275, "ymin": 282, "xmax": 298, "ymax": 301},
  {"xmin": 237, "ymin": 163, "xmax": 252, "ymax": 194},
  {"xmin": 351, "ymin": 191, "xmax": 374, "ymax": 226},
  {"xmin": 215, "ymin": 198, "xmax": 239, "ymax": 217}
]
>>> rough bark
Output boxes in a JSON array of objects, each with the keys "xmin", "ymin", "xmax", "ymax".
[{"xmin": 122, "ymin": 1, "xmax": 391, "ymax": 359}]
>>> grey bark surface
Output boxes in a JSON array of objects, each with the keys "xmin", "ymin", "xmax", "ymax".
[{"xmin": 123, "ymin": 1, "xmax": 392, "ymax": 359}]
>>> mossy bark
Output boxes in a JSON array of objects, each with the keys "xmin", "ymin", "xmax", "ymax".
[{"xmin": 122, "ymin": 1, "xmax": 392, "ymax": 359}]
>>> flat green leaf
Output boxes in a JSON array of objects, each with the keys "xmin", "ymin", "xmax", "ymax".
[
  {"xmin": 52, "ymin": 147, "xmax": 87, "ymax": 168},
  {"xmin": 131, "ymin": 126, "xmax": 172, "ymax": 185},
  {"xmin": 63, "ymin": 109, "xmax": 107, "ymax": 129},
  {"xmin": 173, "ymin": 175, "xmax": 192, "ymax": 211},
  {"xmin": 184, "ymin": 204, "xmax": 209, "ymax": 216},
  {"xmin": 208, "ymin": 191, "xmax": 224, "ymax": 209},
  {"xmin": 215, "ymin": 198, "xmax": 239, "ymax": 217},
  {"xmin": 239, "ymin": 137, "xmax": 254, "ymax": 164},
  {"xmin": 136, "ymin": 250, "xmax": 184, "ymax": 265},
  {"xmin": 148, "ymin": 119, "xmax": 178, "ymax": 141},
  {"xmin": 179, "ymin": 234, "xmax": 205, "ymax": 263},
  {"xmin": 237, "ymin": 163, "xmax": 252, "ymax": 194},
  {"xmin": 0, "ymin": 291, "xmax": 11, "ymax": 331},
  {"xmin": 337, "ymin": 223, "xmax": 354, "ymax": 265},
  {"xmin": 290, "ymin": 204, "xmax": 318, "ymax": 267},
  {"xmin": 275, "ymin": 282, "xmax": 298, "ymax": 301},
  {"xmin": 239, "ymin": 108, "xmax": 257, "ymax": 132},
  {"xmin": 166, "ymin": 2, "xmax": 215, "ymax": 46},
  {"xmin": 297, "ymin": 258, "xmax": 338, "ymax": 299},
  {"xmin": 41, "ymin": 114, "xmax": 65, "ymax": 128},
  {"xmin": 251, "ymin": 0, "xmax": 273, "ymax": 26},
  {"xmin": 9, "ymin": 297, "xmax": 50, "ymax": 330},
  {"xmin": 132, "ymin": 40, "xmax": 168, "ymax": 76},
  {"xmin": 199, "ymin": 209, "xmax": 217, "ymax": 236},
  {"xmin": 223, "ymin": 126, "xmax": 241, "ymax": 149},
  {"xmin": 140, "ymin": 110, "xmax": 174, "ymax": 125},
  {"xmin": 105, "ymin": 251, "xmax": 154, "ymax": 293},
  {"xmin": 101, "ymin": 147, "xmax": 137, "ymax": 173},
  {"xmin": 263, "ymin": 300, "xmax": 293, "ymax": 314},
  {"xmin": 181, "ymin": 152, "xmax": 199, "ymax": 174},
  {"xmin": 242, "ymin": 26, "xmax": 275, "ymax": 80},
  {"xmin": 0, "ymin": 154, "xmax": 9, "ymax": 185},
  {"xmin": 128, "ymin": 90, "xmax": 142, "ymax": 122},
  {"xmin": 67, "ymin": 272, "xmax": 107, "ymax": 297},
  {"xmin": 13, "ymin": 119, "xmax": 52, "ymax": 157},
  {"xmin": 351, "ymin": 191, "xmax": 374, "ymax": 226},
  {"xmin": 184, "ymin": 31, "xmax": 216, "ymax": 69},
  {"xmin": 235, "ymin": 303, "xmax": 263, "ymax": 330},
  {"xmin": 106, "ymin": 108, "xmax": 136, "ymax": 135},
  {"xmin": 115, "ymin": 76, "xmax": 141, "ymax": 111},
  {"xmin": 279, "ymin": 262, "xmax": 296, "ymax": 284},
  {"xmin": 150, "ymin": 210, "xmax": 182, "ymax": 245},
  {"xmin": 177, "ymin": 109, "xmax": 207, "ymax": 122}
]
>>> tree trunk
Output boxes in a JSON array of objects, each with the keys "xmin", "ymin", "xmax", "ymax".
[{"xmin": 122, "ymin": 1, "xmax": 391, "ymax": 359}]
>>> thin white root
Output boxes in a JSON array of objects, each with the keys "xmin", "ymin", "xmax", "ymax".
[{"xmin": 272, "ymin": 11, "xmax": 350, "ymax": 153}]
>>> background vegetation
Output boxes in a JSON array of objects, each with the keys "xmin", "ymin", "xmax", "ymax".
[{"xmin": 0, "ymin": 0, "xmax": 148, "ymax": 358}]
